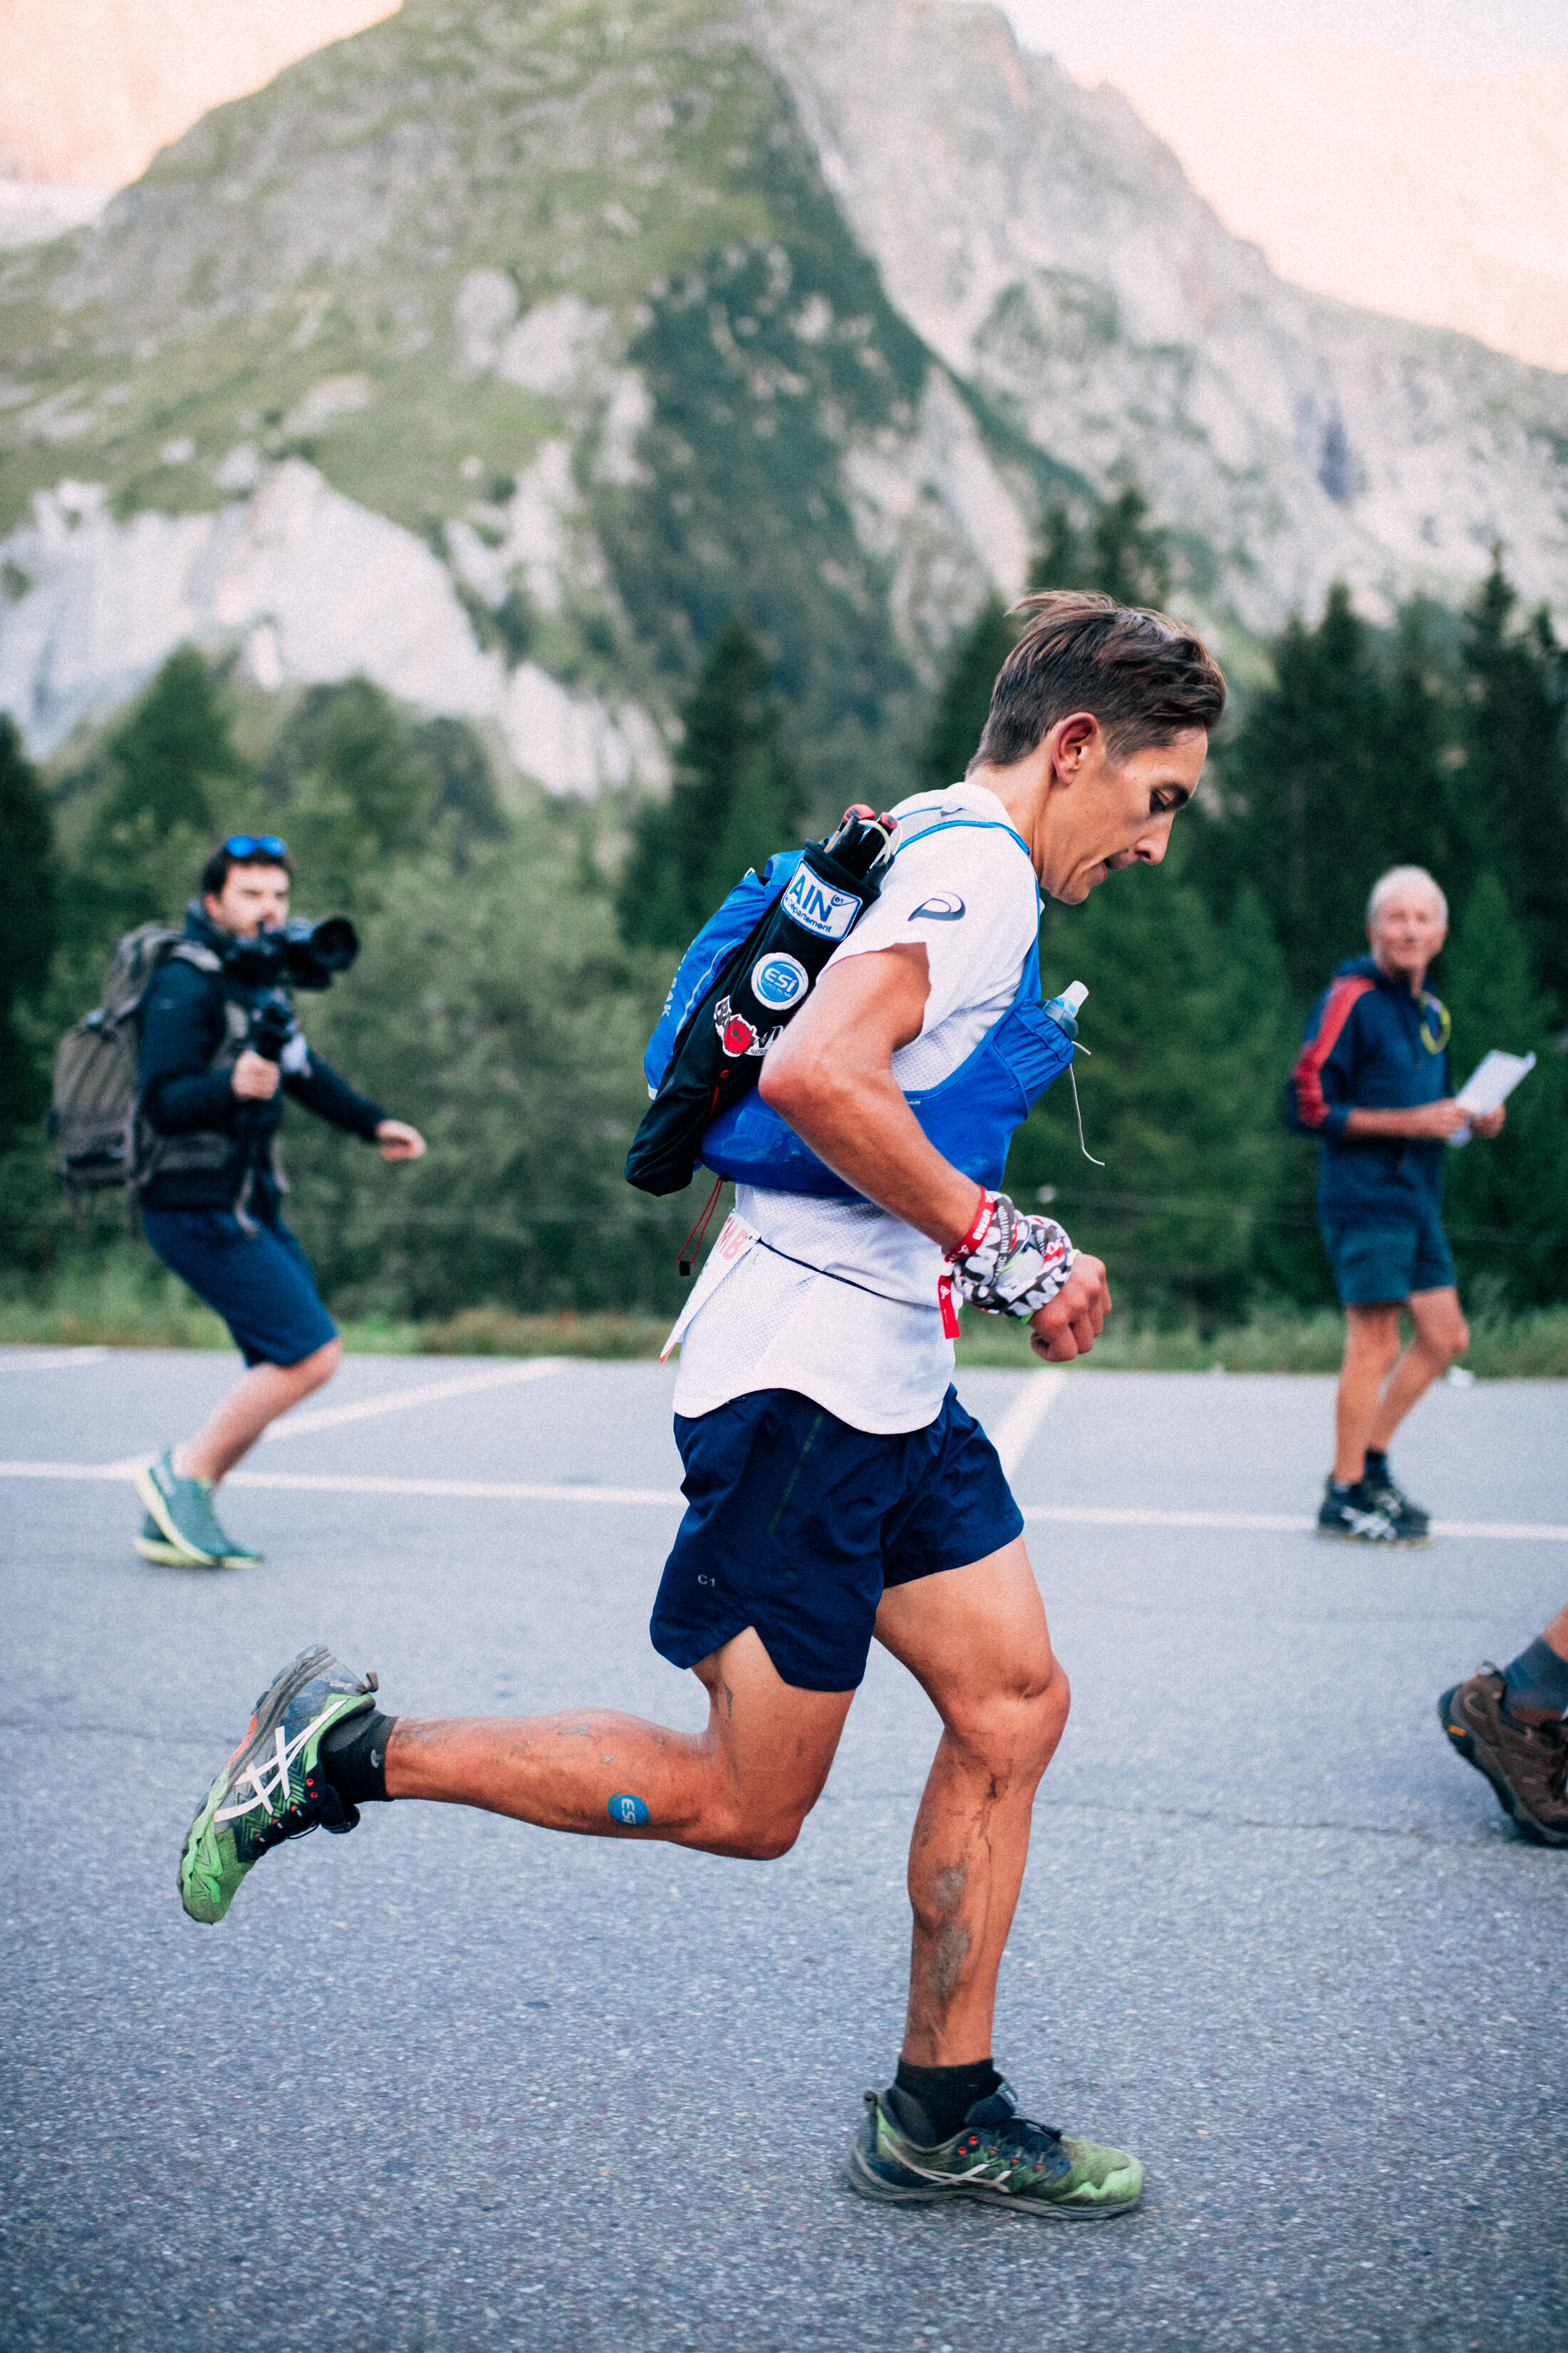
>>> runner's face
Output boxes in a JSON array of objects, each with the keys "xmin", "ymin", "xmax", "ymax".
[
  {"xmin": 205, "ymin": 863, "xmax": 291, "ymax": 940},
  {"xmin": 1369, "ymin": 889, "xmax": 1446, "ymax": 982},
  {"xmin": 1042, "ymin": 724, "xmax": 1208, "ymax": 905}
]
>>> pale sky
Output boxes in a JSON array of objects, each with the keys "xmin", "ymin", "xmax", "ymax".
[{"xmin": 988, "ymin": 0, "xmax": 1568, "ymax": 80}]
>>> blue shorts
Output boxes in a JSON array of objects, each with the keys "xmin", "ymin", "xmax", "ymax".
[
  {"xmin": 1321, "ymin": 1213, "xmax": 1455, "ymax": 1307},
  {"xmin": 142, "ymin": 1206, "xmax": 338, "ymax": 1368},
  {"xmin": 650, "ymin": 1385, "xmax": 1024, "ymax": 1693}
]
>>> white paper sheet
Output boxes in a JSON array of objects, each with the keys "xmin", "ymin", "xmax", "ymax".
[{"xmin": 1448, "ymin": 1048, "xmax": 1536, "ymax": 1144}]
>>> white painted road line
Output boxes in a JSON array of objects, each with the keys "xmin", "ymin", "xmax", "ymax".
[
  {"xmin": 233, "ymin": 1471, "xmax": 683, "ymax": 1505},
  {"xmin": 262, "ymin": 1356, "xmax": 569, "ymax": 1441},
  {"xmin": 3, "ymin": 1459, "xmax": 1565, "ymax": 1541},
  {"xmin": 0, "ymin": 1348, "xmax": 110, "ymax": 1371},
  {"xmin": 1022, "ymin": 1504, "xmax": 1568, "ymax": 1542},
  {"xmin": 990, "ymin": 1368, "xmax": 1066, "ymax": 1478}
]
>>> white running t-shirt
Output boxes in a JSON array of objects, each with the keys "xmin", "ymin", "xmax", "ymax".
[{"xmin": 670, "ymin": 782, "xmax": 1042, "ymax": 1434}]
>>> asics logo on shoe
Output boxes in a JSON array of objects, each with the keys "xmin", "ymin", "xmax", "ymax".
[{"xmin": 216, "ymin": 1722, "xmax": 317, "ymax": 1824}]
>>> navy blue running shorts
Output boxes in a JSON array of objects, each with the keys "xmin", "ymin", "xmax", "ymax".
[
  {"xmin": 650, "ymin": 1385, "xmax": 1024, "ymax": 1693},
  {"xmin": 142, "ymin": 1206, "xmax": 338, "ymax": 1368},
  {"xmin": 1321, "ymin": 1213, "xmax": 1455, "ymax": 1307}
]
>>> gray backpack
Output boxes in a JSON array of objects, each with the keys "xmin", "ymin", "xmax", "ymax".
[{"xmin": 48, "ymin": 921, "xmax": 224, "ymax": 1225}]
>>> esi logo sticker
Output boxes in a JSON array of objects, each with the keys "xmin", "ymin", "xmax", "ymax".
[
  {"xmin": 749, "ymin": 951, "xmax": 809, "ymax": 1011},
  {"xmin": 782, "ymin": 864, "xmax": 859, "ymax": 941},
  {"xmin": 911, "ymin": 892, "xmax": 965, "ymax": 921},
  {"xmin": 609, "ymin": 1793, "xmax": 650, "ymax": 1828}
]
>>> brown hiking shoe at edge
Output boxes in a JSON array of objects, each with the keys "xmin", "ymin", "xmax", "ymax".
[{"xmin": 1438, "ymin": 1665, "xmax": 1568, "ymax": 1848}]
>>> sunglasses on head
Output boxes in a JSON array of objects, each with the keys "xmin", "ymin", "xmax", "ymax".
[{"xmin": 223, "ymin": 833, "xmax": 289, "ymax": 860}]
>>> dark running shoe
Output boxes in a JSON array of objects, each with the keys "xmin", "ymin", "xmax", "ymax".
[
  {"xmin": 1362, "ymin": 1457, "xmax": 1430, "ymax": 1535},
  {"xmin": 845, "ymin": 2079, "xmax": 1143, "ymax": 2218},
  {"xmin": 1317, "ymin": 1477, "xmax": 1429, "ymax": 1548},
  {"xmin": 1438, "ymin": 1665, "xmax": 1568, "ymax": 1848},
  {"xmin": 178, "ymin": 1647, "xmax": 379, "ymax": 1923}
]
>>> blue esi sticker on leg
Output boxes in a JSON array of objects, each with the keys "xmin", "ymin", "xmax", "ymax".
[{"xmin": 608, "ymin": 1793, "xmax": 650, "ymax": 1828}]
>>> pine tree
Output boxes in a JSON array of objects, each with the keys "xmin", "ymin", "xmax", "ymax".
[
  {"xmin": 64, "ymin": 648, "xmax": 249, "ymax": 952},
  {"xmin": 264, "ymin": 678, "xmax": 442, "ymax": 908},
  {"xmin": 0, "ymin": 718, "xmax": 56, "ymax": 1130},
  {"xmin": 1213, "ymin": 584, "xmax": 1395, "ymax": 1003},
  {"xmin": 618, "ymin": 616, "xmax": 801, "ymax": 953},
  {"xmin": 1460, "ymin": 558, "xmax": 1568, "ymax": 1009},
  {"xmin": 1088, "ymin": 485, "xmax": 1173, "ymax": 608},
  {"xmin": 1027, "ymin": 504, "xmax": 1089, "ymax": 592},
  {"xmin": 920, "ymin": 594, "xmax": 1016, "ymax": 787},
  {"xmin": 1380, "ymin": 598, "xmax": 1460, "ymax": 889},
  {"xmin": 1009, "ymin": 851, "xmax": 1292, "ymax": 1320},
  {"xmin": 1440, "ymin": 873, "xmax": 1568, "ymax": 1305},
  {"xmin": 1027, "ymin": 485, "xmax": 1171, "ymax": 605}
]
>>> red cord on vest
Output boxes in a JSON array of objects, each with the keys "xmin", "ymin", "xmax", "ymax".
[{"xmin": 679, "ymin": 1174, "xmax": 725, "ymax": 1277}]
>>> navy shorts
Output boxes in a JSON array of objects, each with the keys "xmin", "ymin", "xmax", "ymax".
[
  {"xmin": 142, "ymin": 1206, "xmax": 338, "ymax": 1368},
  {"xmin": 650, "ymin": 1385, "xmax": 1024, "ymax": 1693},
  {"xmin": 1322, "ymin": 1213, "xmax": 1455, "ymax": 1307}
]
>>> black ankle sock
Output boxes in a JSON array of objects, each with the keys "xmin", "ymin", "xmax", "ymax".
[
  {"xmin": 321, "ymin": 1710, "xmax": 398, "ymax": 1805},
  {"xmin": 892, "ymin": 2056, "xmax": 1000, "ymax": 2145},
  {"xmin": 1364, "ymin": 1449, "xmax": 1387, "ymax": 1476}
]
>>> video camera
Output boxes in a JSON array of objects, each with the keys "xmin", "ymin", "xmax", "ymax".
[{"xmin": 221, "ymin": 916, "xmax": 360, "ymax": 995}]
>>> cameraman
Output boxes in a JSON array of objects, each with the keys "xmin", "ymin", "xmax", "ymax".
[{"xmin": 133, "ymin": 834, "xmax": 425, "ymax": 1568}]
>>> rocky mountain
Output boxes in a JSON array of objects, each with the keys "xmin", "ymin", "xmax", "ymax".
[{"xmin": 1, "ymin": 0, "xmax": 1566, "ymax": 795}]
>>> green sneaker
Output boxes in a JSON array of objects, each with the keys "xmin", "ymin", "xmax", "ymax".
[
  {"xmin": 846, "ymin": 2079, "xmax": 1143, "ymax": 2218},
  {"xmin": 135, "ymin": 1511, "xmax": 207, "ymax": 1568},
  {"xmin": 178, "ymin": 1646, "xmax": 378, "ymax": 1925},
  {"xmin": 135, "ymin": 1449, "xmax": 263, "ymax": 1567}
]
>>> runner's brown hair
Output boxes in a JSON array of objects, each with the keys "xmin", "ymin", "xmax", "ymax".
[{"xmin": 970, "ymin": 591, "xmax": 1226, "ymax": 770}]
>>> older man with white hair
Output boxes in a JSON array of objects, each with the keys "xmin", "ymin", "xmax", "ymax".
[{"xmin": 1287, "ymin": 865, "xmax": 1504, "ymax": 1544}]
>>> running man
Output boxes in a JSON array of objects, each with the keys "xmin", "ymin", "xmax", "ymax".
[
  {"xmin": 1288, "ymin": 866, "xmax": 1504, "ymax": 1546},
  {"xmin": 177, "ymin": 594, "xmax": 1225, "ymax": 2218}
]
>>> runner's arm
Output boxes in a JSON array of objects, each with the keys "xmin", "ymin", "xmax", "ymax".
[
  {"xmin": 1345, "ymin": 1102, "xmax": 1470, "ymax": 1139},
  {"xmin": 759, "ymin": 942, "xmax": 976, "ymax": 1248}
]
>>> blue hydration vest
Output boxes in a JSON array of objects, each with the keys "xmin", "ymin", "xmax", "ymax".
[{"xmin": 644, "ymin": 812, "xmax": 1076, "ymax": 1204}]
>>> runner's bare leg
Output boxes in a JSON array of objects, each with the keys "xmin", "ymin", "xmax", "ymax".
[
  {"xmin": 175, "ymin": 1339, "xmax": 343, "ymax": 1486},
  {"xmin": 874, "ymin": 1537, "xmax": 1068, "ymax": 2067},
  {"xmin": 1366, "ymin": 1285, "xmax": 1469, "ymax": 1454},
  {"xmin": 384, "ymin": 1625, "xmax": 853, "ymax": 1861}
]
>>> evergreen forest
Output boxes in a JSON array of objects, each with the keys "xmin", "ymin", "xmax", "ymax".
[{"xmin": 4, "ymin": 490, "xmax": 1566, "ymax": 1345}]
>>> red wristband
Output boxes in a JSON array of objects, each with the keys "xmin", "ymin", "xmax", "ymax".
[{"xmin": 945, "ymin": 1187, "xmax": 996, "ymax": 1265}]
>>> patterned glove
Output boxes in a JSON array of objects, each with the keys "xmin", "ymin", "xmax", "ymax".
[{"xmin": 945, "ymin": 1189, "xmax": 1075, "ymax": 1318}]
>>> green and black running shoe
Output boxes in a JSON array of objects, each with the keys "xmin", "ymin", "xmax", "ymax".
[
  {"xmin": 178, "ymin": 1646, "xmax": 378, "ymax": 1925},
  {"xmin": 846, "ymin": 2079, "xmax": 1143, "ymax": 2218}
]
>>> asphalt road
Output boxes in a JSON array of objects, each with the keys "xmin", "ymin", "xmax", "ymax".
[{"xmin": 3, "ymin": 1347, "xmax": 1566, "ymax": 2352}]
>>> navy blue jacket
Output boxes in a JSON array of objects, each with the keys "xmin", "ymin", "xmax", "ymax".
[
  {"xmin": 1286, "ymin": 953, "xmax": 1452, "ymax": 1226},
  {"xmin": 139, "ymin": 907, "xmax": 386, "ymax": 1212}
]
